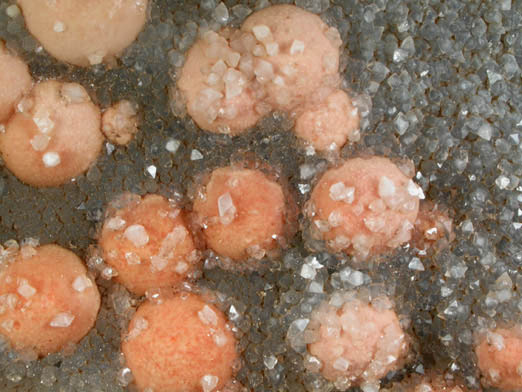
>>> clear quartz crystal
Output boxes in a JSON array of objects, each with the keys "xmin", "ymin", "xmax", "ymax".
[
  {"xmin": 72, "ymin": 275, "xmax": 92, "ymax": 292},
  {"xmin": 50, "ymin": 312, "xmax": 75, "ymax": 328},
  {"xmin": 201, "ymin": 375, "xmax": 219, "ymax": 392},
  {"xmin": 42, "ymin": 152, "xmax": 61, "ymax": 167},
  {"xmin": 198, "ymin": 305, "xmax": 218, "ymax": 326}
]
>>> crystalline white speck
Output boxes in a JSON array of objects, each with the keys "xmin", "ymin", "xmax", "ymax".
[
  {"xmin": 61, "ymin": 83, "xmax": 89, "ymax": 104},
  {"xmin": 166, "ymin": 139, "xmax": 180, "ymax": 153},
  {"xmin": 328, "ymin": 210, "xmax": 343, "ymax": 227},
  {"xmin": 53, "ymin": 21, "xmax": 65, "ymax": 33},
  {"xmin": 201, "ymin": 375, "xmax": 219, "ymax": 392},
  {"xmin": 477, "ymin": 122, "xmax": 493, "ymax": 141},
  {"xmin": 408, "ymin": 257, "xmax": 425, "ymax": 271},
  {"xmin": 124, "ymin": 224, "xmax": 149, "ymax": 247},
  {"xmin": 106, "ymin": 216, "xmax": 126, "ymax": 231},
  {"xmin": 72, "ymin": 275, "xmax": 92, "ymax": 292},
  {"xmin": 175, "ymin": 261, "xmax": 189, "ymax": 274},
  {"xmin": 361, "ymin": 382, "xmax": 380, "ymax": 392},
  {"xmin": 300, "ymin": 264, "xmax": 316, "ymax": 280},
  {"xmin": 461, "ymin": 220, "xmax": 474, "ymax": 233},
  {"xmin": 407, "ymin": 179, "xmax": 425, "ymax": 199},
  {"xmin": 228, "ymin": 305, "xmax": 240, "ymax": 321},
  {"xmin": 212, "ymin": 330, "xmax": 227, "ymax": 347},
  {"xmin": 495, "ymin": 175, "xmax": 510, "ymax": 190},
  {"xmin": 265, "ymin": 42, "xmax": 279, "ymax": 56},
  {"xmin": 290, "ymin": 40, "xmax": 305, "ymax": 55},
  {"xmin": 252, "ymin": 25, "xmax": 271, "ymax": 41},
  {"xmin": 17, "ymin": 279, "xmax": 36, "ymax": 299},
  {"xmin": 333, "ymin": 357, "xmax": 350, "ymax": 371},
  {"xmin": 146, "ymin": 165, "xmax": 157, "ymax": 179},
  {"xmin": 218, "ymin": 192, "xmax": 236, "ymax": 224},
  {"xmin": 487, "ymin": 331, "xmax": 505, "ymax": 351},
  {"xmin": 198, "ymin": 305, "xmax": 218, "ymax": 326},
  {"xmin": 378, "ymin": 176, "xmax": 396, "ymax": 198},
  {"xmin": 30, "ymin": 134, "xmax": 51, "ymax": 151},
  {"xmin": 150, "ymin": 256, "xmax": 168, "ymax": 271},
  {"xmin": 191, "ymin": 149, "xmax": 203, "ymax": 160},
  {"xmin": 264, "ymin": 355, "xmax": 278, "ymax": 370},
  {"xmin": 329, "ymin": 182, "xmax": 355, "ymax": 203},
  {"xmin": 445, "ymin": 261, "xmax": 468, "ymax": 279},
  {"xmin": 42, "ymin": 152, "xmax": 61, "ymax": 168},
  {"xmin": 117, "ymin": 367, "xmax": 133, "ymax": 387},
  {"xmin": 6, "ymin": 5, "xmax": 20, "ymax": 18},
  {"xmin": 50, "ymin": 312, "xmax": 75, "ymax": 328},
  {"xmin": 254, "ymin": 59, "xmax": 274, "ymax": 82},
  {"xmin": 127, "ymin": 317, "xmax": 148, "ymax": 340}
]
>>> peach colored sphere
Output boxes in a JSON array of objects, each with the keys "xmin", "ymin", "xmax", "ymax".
[
  {"xmin": 307, "ymin": 295, "xmax": 409, "ymax": 386},
  {"xmin": 0, "ymin": 80, "xmax": 103, "ymax": 187},
  {"xmin": 122, "ymin": 292, "xmax": 238, "ymax": 392},
  {"xmin": 475, "ymin": 327, "xmax": 522, "ymax": 391},
  {"xmin": 0, "ymin": 44, "xmax": 32, "ymax": 123},
  {"xmin": 0, "ymin": 244, "xmax": 100, "ymax": 356},
  {"xmin": 18, "ymin": 0, "xmax": 148, "ymax": 67},
  {"xmin": 99, "ymin": 194, "xmax": 199, "ymax": 296},
  {"xmin": 193, "ymin": 167, "xmax": 289, "ymax": 261},
  {"xmin": 308, "ymin": 156, "xmax": 422, "ymax": 259}
]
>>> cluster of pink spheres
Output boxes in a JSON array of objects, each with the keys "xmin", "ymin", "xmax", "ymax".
[{"xmin": 0, "ymin": 2, "xmax": 519, "ymax": 392}]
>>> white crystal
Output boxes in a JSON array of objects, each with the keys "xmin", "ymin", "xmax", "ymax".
[
  {"xmin": 408, "ymin": 257, "xmax": 425, "ymax": 271},
  {"xmin": 33, "ymin": 113, "xmax": 54, "ymax": 132},
  {"xmin": 329, "ymin": 182, "xmax": 355, "ymax": 203},
  {"xmin": 300, "ymin": 264, "xmax": 316, "ymax": 280},
  {"xmin": 378, "ymin": 176, "xmax": 396, "ymax": 198},
  {"xmin": 146, "ymin": 165, "xmax": 157, "ymax": 179},
  {"xmin": 290, "ymin": 40, "xmax": 305, "ymax": 55},
  {"xmin": 42, "ymin": 152, "xmax": 61, "ymax": 167},
  {"xmin": 407, "ymin": 179, "xmax": 425, "ymax": 199},
  {"xmin": 495, "ymin": 175, "xmax": 510, "ymax": 190},
  {"xmin": 150, "ymin": 256, "xmax": 168, "ymax": 271},
  {"xmin": 212, "ymin": 329, "xmax": 227, "ymax": 346},
  {"xmin": 201, "ymin": 375, "xmax": 219, "ymax": 392},
  {"xmin": 50, "ymin": 312, "xmax": 75, "ymax": 328},
  {"xmin": 254, "ymin": 59, "xmax": 274, "ymax": 82},
  {"xmin": 191, "ymin": 149, "xmax": 203, "ymax": 160},
  {"xmin": 175, "ymin": 261, "xmax": 189, "ymax": 274},
  {"xmin": 30, "ymin": 134, "xmax": 51, "ymax": 151},
  {"xmin": 53, "ymin": 21, "xmax": 65, "ymax": 33},
  {"xmin": 265, "ymin": 42, "xmax": 279, "ymax": 56},
  {"xmin": 166, "ymin": 139, "xmax": 180, "ymax": 153},
  {"xmin": 477, "ymin": 122, "xmax": 493, "ymax": 141},
  {"xmin": 124, "ymin": 224, "xmax": 149, "ymax": 247},
  {"xmin": 333, "ymin": 357, "xmax": 350, "ymax": 371},
  {"xmin": 252, "ymin": 25, "xmax": 271, "ymax": 41},
  {"xmin": 328, "ymin": 210, "xmax": 343, "ymax": 227},
  {"xmin": 72, "ymin": 275, "xmax": 93, "ymax": 292},
  {"xmin": 61, "ymin": 83, "xmax": 89, "ymax": 104},
  {"xmin": 17, "ymin": 279, "xmax": 36, "ymax": 299},
  {"xmin": 106, "ymin": 216, "xmax": 126, "ymax": 231},
  {"xmin": 218, "ymin": 192, "xmax": 236, "ymax": 224},
  {"xmin": 198, "ymin": 305, "xmax": 218, "ymax": 326},
  {"xmin": 6, "ymin": 5, "xmax": 20, "ymax": 18},
  {"xmin": 127, "ymin": 317, "xmax": 148, "ymax": 340},
  {"xmin": 487, "ymin": 331, "xmax": 505, "ymax": 351}
]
